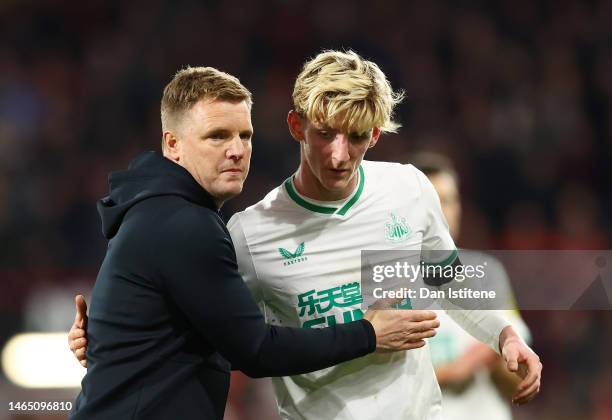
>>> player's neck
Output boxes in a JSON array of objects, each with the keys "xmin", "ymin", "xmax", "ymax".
[{"xmin": 293, "ymin": 163, "xmax": 359, "ymax": 202}]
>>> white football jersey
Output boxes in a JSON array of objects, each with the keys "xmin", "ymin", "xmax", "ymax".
[{"xmin": 227, "ymin": 161, "xmax": 508, "ymax": 420}]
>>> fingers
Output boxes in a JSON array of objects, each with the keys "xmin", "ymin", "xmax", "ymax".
[
  {"xmin": 74, "ymin": 347, "xmax": 87, "ymax": 361},
  {"xmin": 516, "ymin": 357, "xmax": 541, "ymax": 391},
  {"xmin": 513, "ymin": 380, "xmax": 540, "ymax": 404},
  {"xmin": 80, "ymin": 359, "xmax": 87, "ymax": 368},
  {"xmin": 504, "ymin": 347, "xmax": 519, "ymax": 372},
  {"xmin": 411, "ymin": 319, "xmax": 440, "ymax": 332},
  {"xmin": 68, "ymin": 325, "xmax": 87, "ymax": 340},
  {"xmin": 68, "ymin": 327, "xmax": 86, "ymax": 341},
  {"xmin": 512, "ymin": 356, "xmax": 542, "ymax": 404},
  {"xmin": 69, "ymin": 337, "xmax": 88, "ymax": 352},
  {"xmin": 74, "ymin": 295, "xmax": 88, "ymax": 328},
  {"xmin": 406, "ymin": 329, "xmax": 437, "ymax": 341},
  {"xmin": 405, "ymin": 310, "xmax": 437, "ymax": 322},
  {"xmin": 513, "ymin": 374, "xmax": 541, "ymax": 405},
  {"xmin": 400, "ymin": 340, "xmax": 426, "ymax": 350}
]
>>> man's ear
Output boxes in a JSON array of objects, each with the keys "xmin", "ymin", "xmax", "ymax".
[
  {"xmin": 368, "ymin": 127, "xmax": 382, "ymax": 149},
  {"xmin": 162, "ymin": 131, "xmax": 181, "ymax": 161},
  {"xmin": 287, "ymin": 110, "xmax": 305, "ymax": 143}
]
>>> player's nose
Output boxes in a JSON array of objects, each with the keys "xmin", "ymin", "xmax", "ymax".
[{"xmin": 330, "ymin": 134, "xmax": 350, "ymax": 165}]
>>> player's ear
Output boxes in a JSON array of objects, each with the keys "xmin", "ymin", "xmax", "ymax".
[
  {"xmin": 368, "ymin": 127, "xmax": 382, "ymax": 149},
  {"xmin": 162, "ymin": 131, "xmax": 181, "ymax": 162},
  {"xmin": 287, "ymin": 110, "xmax": 305, "ymax": 143}
]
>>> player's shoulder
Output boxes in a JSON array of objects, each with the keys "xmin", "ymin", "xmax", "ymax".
[
  {"xmin": 228, "ymin": 183, "xmax": 287, "ymax": 232},
  {"xmin": 361, "ymin": 159, "xmax": 404, "ymax": 172},
  {"xmin": 362, "ymin": 160, "xmax": 427, "ymax": 194}
]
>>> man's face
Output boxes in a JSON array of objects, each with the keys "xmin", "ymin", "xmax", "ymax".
[
  {"xmin": 164, "ymin": 99, "xmax": 253, "ymax": 206},
  {"xmin": 288, "ymin": 111, "xmax": 380, "ymax": 199},
  {"xmin": 428, "ymin": 172, "xmax": 461, "ymax": 240}
]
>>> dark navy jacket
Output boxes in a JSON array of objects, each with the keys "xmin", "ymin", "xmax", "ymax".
[{"xmin": 70, "ymin": 151, "xmax": 375, "ymax": 419}]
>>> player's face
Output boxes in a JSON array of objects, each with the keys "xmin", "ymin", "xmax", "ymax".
[
  {"xmin": 164, "ymin": 99, "xmax": 253, "ymax": 207},
  {"xmin": 428, "ymin": 172, "xmax": 461, "ymax": 240},
  {"xmin": 288, "ymin": 111, "xmax": 380, "ymax": 200}
]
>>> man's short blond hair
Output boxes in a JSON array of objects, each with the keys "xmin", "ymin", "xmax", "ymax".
[
  {"xmin": 292, "ymin": 50, "xmax": 404, "ymax": 134},
  {"xmin": 160, "ymin": 66, "xmax": 252, "ymax": 133}
]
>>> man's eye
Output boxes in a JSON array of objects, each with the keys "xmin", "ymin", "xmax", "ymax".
[{"xmin": 318, "ymin": 131, "xmax": 332, "ymax": 138}]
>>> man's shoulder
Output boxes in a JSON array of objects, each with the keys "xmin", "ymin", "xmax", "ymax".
[{"xmin": 134, "ymin": 195, "xmax": 225, "ymax": 240}]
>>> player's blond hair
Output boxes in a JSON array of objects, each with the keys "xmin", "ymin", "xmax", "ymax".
[
  {"xmin": 292, "ymin": 50, "xmax": 404, "ymax": 134},
  {"xmin": 160, "ymin": 66, "xmax": 252, "ymax": 135}
]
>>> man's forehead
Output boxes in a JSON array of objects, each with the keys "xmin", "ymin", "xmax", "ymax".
[
  {"xmin": 190, "ymin": 99, "xmax": 251, "ymax": 119},
  {"xmin": 181, "ymin": 99, "xmax": 252, "ymax": 133},
  {"xmin": 192, "ymin": 97, "xmax": 250, "ymax": 112}
]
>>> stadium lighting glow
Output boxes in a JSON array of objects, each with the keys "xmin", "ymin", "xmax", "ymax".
[{"xmin": 1, "ymin": 333, "xmax": 86, "ymax": 388}]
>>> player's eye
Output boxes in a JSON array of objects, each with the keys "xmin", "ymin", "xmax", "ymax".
[
  {"xmin": 318, "ymin": 130, "xmax": 333, "ymax": 139},
  {"xmin": 349, "ymin": 132, "xmax": 370, "ymax": 142}
]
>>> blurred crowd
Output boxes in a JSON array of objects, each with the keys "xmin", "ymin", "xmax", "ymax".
[{"xmin": 0, "ymin": 0, "xmax": 611, "ymax": 419}]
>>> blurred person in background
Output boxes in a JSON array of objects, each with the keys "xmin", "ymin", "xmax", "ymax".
[{"xmin": 411, "ymin": 152, "xmax": 531, "ymax": 420}]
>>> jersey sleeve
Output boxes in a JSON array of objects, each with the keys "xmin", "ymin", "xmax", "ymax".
[
  {"xmin": 440, "ymin": 305, "xmax": 511, "ymax": 353},
  {"xmin": 437, "ymin": 256, "xmax": 528, "ymax": 353},
  {"xmin": 487, "ymin": 256, "xmax": 532, "ymax": 344},
  {"xmin": 408, "ymin": 167, "xmax": 510, "ymax": 351},
  {"xmin": 227, "ymin": 213, "xmax": 261, "ymax": 302},
  {"xmin": 410, "ymin": 165, "xmax": 457, "ymax": 266}
]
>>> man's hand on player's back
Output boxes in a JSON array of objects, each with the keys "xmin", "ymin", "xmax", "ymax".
[{"xmin": 68, "ymin": 295, "xmax": 88, "ymax": 367}]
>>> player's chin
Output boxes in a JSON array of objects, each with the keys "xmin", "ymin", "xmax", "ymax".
[{"xmin": 324, "ymin": 178, "xmax": 351, "ymax": 191}]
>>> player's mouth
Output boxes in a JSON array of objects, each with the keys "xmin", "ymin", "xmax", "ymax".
[
  {"xmin": 221, "ymin": 168, "xmax": 243, "ymax": 173},
  {"xmin": 328, "ymin": 168, "xmax": 350, "ymax": 174}
]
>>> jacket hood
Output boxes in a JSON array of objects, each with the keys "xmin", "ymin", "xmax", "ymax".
[{"xmin": 97, "ymin": 151, "xmax": 217, "ymax": 238}]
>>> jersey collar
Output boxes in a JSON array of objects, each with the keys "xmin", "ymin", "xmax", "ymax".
[{"xmin": 284, "ymin": 165, "xmax": 365, "ymax": 216}]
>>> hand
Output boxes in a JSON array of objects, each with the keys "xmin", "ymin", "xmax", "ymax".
[
  {"xmin": 435, "ymin": 360, "xmax": 475, "ymax": 388},
  {"xmin": 436, "ymin": 342, "xmax": 497, "ymax": 386},
  {"xmin": 499, "ymin": 326, "xmax": 542, "ymax": 405},
  {"xmin": 364, "ymin": 309, "xmax": 439, "ymax": 352},
  {"xmin": 68, "ymin": 295, "xmax": 89, "ymax": 367}
]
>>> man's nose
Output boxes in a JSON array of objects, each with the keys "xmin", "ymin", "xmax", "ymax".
[
  {"xmin": 226, "ymin": 136, "xmax": 246, "ymax": 160},
  {"xmin": 330, "ymin": 134, "xmax": 350, "ymax": 165}
]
